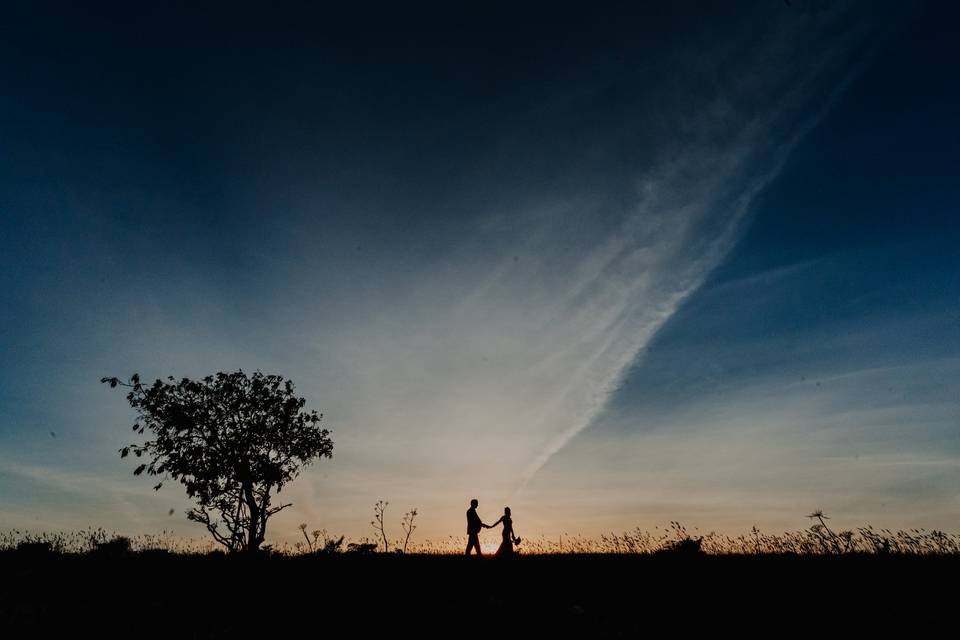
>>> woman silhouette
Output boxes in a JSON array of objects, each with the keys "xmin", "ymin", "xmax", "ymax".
[{"xmin": 490, "ymin": 507, "xmax": 520, "ymax": 557}]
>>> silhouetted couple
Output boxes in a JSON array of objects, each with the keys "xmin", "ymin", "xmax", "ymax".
[{"xmin": 465, "ymin": 498, "xmax": 520, "ymax": 557}]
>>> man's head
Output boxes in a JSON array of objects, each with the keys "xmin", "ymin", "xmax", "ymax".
[{"xmin": 470, "ymin": 499, "xmax": 478, "ymax": 508}]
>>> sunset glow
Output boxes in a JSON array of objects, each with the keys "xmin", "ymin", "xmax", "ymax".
[{"xmin": 1, "ymin": 2, "xmax": 958, "ymax": 551}]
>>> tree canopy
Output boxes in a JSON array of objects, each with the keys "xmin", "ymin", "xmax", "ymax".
[{"xmin": 102, "ymin": 370, "xmax": 333, "ymax": 552}]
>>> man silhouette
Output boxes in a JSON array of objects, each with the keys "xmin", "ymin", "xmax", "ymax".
[{"xmin": 465, "ymin": 498, "xmax": 489, "ymax": 556}]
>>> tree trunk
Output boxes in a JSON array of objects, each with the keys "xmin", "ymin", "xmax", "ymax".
[{"xmin": 243, "ymin": 480, "xmax": 261, "ymax": 553}]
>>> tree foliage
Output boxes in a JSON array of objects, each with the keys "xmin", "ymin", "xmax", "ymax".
[{"xmin": 102, "ymin": 370, "xmax": 333, "ymax": 552}]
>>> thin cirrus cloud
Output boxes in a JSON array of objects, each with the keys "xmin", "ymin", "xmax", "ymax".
[
  {"xmin": 277, "ymin": 5, "xmax": 896, "ymax": 537},
  {"xmin": 526, "ymin": 353, "xmax": 960, "ymax": 536}
]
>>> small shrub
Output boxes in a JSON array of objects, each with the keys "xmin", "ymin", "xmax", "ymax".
[
  {"xmin": 657, "ymin": 537, "xmax": 704, "ymax": 555},
  {"xmin": 91, "ymin": 536, "xmax": 132, "ymax": 556},
  {"xmin": 17, "ymin": 541, "xmax": 54, "ymax": 555},
  {"xmin": 347, "ymin": 542, "xmax": 377, "ymax": 554}
]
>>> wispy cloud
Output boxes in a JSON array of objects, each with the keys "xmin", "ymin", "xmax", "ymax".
[
  {"xmin": 260, "ymin": 8, "xmax": 896, "ymax": 536},
  {"xmin": 522, "ymin": 355, "xmax": 960, "ymax": 536}
]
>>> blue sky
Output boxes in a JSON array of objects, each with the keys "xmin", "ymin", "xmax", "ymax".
[
  {"xmin": 532, "ymin": 3, "xmax": 960, "ymax": 534},
  {"xmin": 1, "ymin": 2, "xmax": 957, "ymax": 543}
]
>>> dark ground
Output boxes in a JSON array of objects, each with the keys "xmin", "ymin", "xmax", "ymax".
[{"xmin": 1, "ymin": 551, "xmax": 955, "ymax": 638}]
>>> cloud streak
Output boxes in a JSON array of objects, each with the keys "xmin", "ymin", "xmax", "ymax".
[
  {"xmin": 315, "ymin": 5, "xmax": 887, "ymax": 505},
  {"xmin": 510, "ymin": 6, "xmax": 895, "ymax": 487}
]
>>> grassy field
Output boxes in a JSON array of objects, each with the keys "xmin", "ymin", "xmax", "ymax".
[{"xmin": 2, "ymin": 547, "xmax": 956, "ymax": 638}]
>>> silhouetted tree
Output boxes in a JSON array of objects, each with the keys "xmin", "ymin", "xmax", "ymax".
[{"xmin": 102, "ymin": 371, "xmax": 333, "ymax": 553}]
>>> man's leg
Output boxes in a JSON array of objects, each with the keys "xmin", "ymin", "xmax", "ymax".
[{"xmin": 466, "ymin": 534, "xmax": 482, "ymax": 556}]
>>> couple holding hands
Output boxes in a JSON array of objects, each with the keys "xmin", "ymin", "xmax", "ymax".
[{"xmin": 465, "ymin": 498, "xmax": 521, "ymax": 557}]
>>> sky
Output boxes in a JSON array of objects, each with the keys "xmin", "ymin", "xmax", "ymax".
[{"xmin": 1, "ymin": 2, "xmax": 958, "ymax": 546}]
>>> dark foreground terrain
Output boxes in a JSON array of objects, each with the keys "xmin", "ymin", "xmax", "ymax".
[{"xmin": 2, "ymin": 551, "xmax": 956, "ymax": 638}]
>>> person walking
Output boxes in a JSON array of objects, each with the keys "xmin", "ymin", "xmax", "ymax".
[{"xmin": 465, "ymin": 498, "xmax": 490, "ymax": 556}]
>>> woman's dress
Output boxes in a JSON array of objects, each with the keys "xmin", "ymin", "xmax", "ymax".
[{"xmin": 495, "ymin": 516, "xmax": 514, "ymax": 557}]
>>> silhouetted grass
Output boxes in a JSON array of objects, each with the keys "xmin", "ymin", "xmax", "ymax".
[
  {"xmin": 0, "ymin": 527, "xmax": 216, "ymax": 555},
  {"xmin": 1, "ymin": 539, "xmax": 955, "ymax": 637},
  {"xmin": 5, "ymin": 518, "xmax": 960, "ymax": 556}
]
